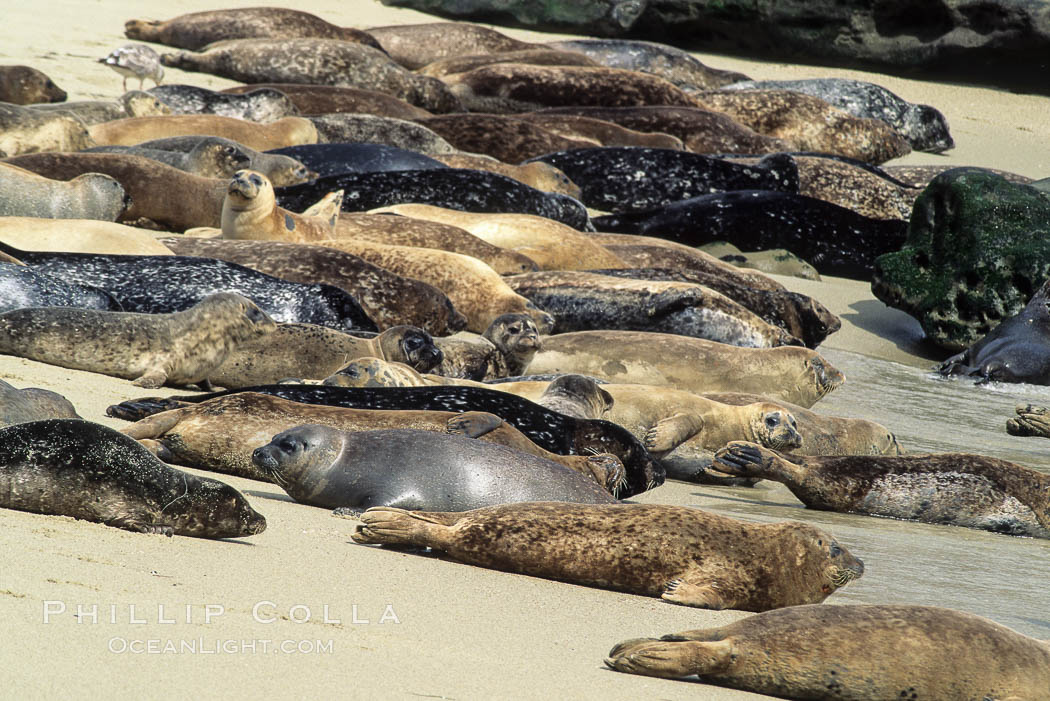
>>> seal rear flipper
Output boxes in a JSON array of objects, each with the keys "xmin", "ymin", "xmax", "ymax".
[
  {"xmin": 605, "ymin": 639, "xmax": 733, "ymax": 678},
  {"xmin": 106, "ymin": 397, "xmax": 192, "ymax": 421},
  {"xmin": 1007, "ymin": 403, "xmax": 1050, "ymax": 438},
  {"xmin": 446, "ymin": 411, "xmax": 503, "ymax": 438},
  {"xmin": 644, "ymin": 412, "xmax": 704, "ymax": 453},
  {"xmin": 119, "ymin": 408, "xmax": 184, "ymax": 440},
  {"xmin": 132, "ymin": 368, "xmax": 169, "ymax": 388},
  {"xmin": 350, "ymin": 507, "xmax": 457, "ymax": 547}
]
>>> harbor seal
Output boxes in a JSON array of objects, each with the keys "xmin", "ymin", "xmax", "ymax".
[
  {"xmin": 416, "ymin": 48, "xmax": 600, "ymax": 78},
  {"xmin": 221, "ymin": 83, "xmax": 433, "ymax": 121},
  {"xmin": 504, "ymin": 270, "xmax": 803, "ymax": 347},
  {"xmin": 432, "ymin": 313, "xmax": 540, "ymax": 381},
  {"xmin": 306, "ymin": 113, "xmax": 454, "ymax": 153},
  {"xmin": 0, "ymin": 262, "xmax": 120, "ymax": 314},
  {"xmin": 365, "ymin": 21, "xmax": 532, "ymax": 70},
  {"xmin": 605, "ymin": 604, "xmax": 1050, "ymax": 698},
  {"xmin": 148, "ymin": 85, "xmax": 299, "ymax": 123},
  {"xmin": 88, "ymin": 115, "xmax": 318, "ymax": 152},
  {"xmin": 0, "ymin": 65, "xmax": 66, "ymax": 104},
  {"xmin": 0, "ymin": 102, "xmax": 92, "ymax": 156},
  {"xmin": 0, "ymin": 292, "xmax": 275, "ymax": 388},
  {"xmin": 429, "ymin": 153, "xmax": 582, "ymax": 199},
  {"xmin": 352, "ymin": 502, "xmax": 863, "ymax": 611},
  {"xmin": 85, "ymin": 141, "xmax": 252, "ymax": 180},
  {"xmin": 129, "ymin": 135, "xmax": 314, "ymax": 187},
  {"xmin": 515, "ymin": 113, "xmax": 684, "ymax": 150},
  {"xmin": 267, "ymin": 142, "xmax": 444, "ymax": 177},
  {"xmin": 255, "ymin": 426, "xmax": 617, "ymax": 512},
  {"xmin": 125, "ymin": 8, "xmax": 383, "ymax": 51},
  {"xmin": 414, "ymin": 113, "xmax": 597, "ymax": 163},
  {"xmin": 160, "ymin": 38, "xmax": 460, "ymax": 113},
  {"xmin": 221, "ymin": 169, "xmax": 338, "ymax": 242},
  {"xmin": 119, "ymin": 392, "xmax": 623, "ymax": 493},
  {"xmin": 527, "ymin": 331, "xmax": 844, "ymax": 407},
  {"xmin": 0, "ymin": 379, "xmax": 80, "ymax": 427},
  {"xmin": 0, "ymin": 218, "xmax": 173, "ymax": 256},
  {"xmin": 28, "ymin": 91, "xmax": 170, "ymax": 125},
  {"xmin": 158, "ymin": 236, "xmax": 467, "ymax": 335},
  {"xmin": 208, "ymin": 324, "xmax": 442, "ymax": 388},
  {"xmin": 0, "ymin": 162, "xmax": 127, "ymax": 221},
  {"xmin": 9, "ymin": 248, "xmax": 377, "ymax": 333},
  {"xmin": 532, "ymin": 374, "xmax": 613, "ymax": 420},
  {"xmin": 107, "ymin": 384, "xmax": 662, "ymax": 498},
  {"xmin": 0, "ymin": 419, "xmax": 266, "ymax": 538},
  {"xmin": 713, "ymin": 442, "xmax": 1050, "ymax": 537}
]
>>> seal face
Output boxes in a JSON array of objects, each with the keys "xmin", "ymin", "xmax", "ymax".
[
  {"xmin": 713, "ymin": 442, "xmax": 1050, "ymax": 537},
  {"xmin": 352, "ymin": 502, "xmax": 863, "ymax": 611},
  {"xmin": 253, "ymin": 425, "xmax": 617, "ymax": 511},
  {"xmin": 0, "ymin": 419, "xmax": 265, "ymax": 538},
  {"xmin": 0, "ymin": 65, "xmax": 66, "ymax": 104},
  {"xmin": 606, "ymin": 604, "xmax": 1050, "ymax": 698}
]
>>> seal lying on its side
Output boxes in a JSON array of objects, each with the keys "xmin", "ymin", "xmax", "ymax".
[
  {"xmin": 0, "ymin": 419, "xmax": 265, "ymax": 538},
  {"xmin": 133, "ymin": 135, "xmax": 314, "ymax": 187},
  {"xmin": 352, "ymin": 502, "xmax": 863, "ymax": 611},
  {"xmin": 0, "ymin": 162, "xmax": 127, "ymax": 221},
  {"xmin": 0, "ymin": 262, "xmax": 121, "ymax": 314},
  {"xmin": 713, "ymin": 442, "xmax": 1050, "ymax": 538},
  {"xmin": 149, "ymin": 84, "xmax": 299, "ymax": 123},
  {"xmin": 0, "ymin": 379, "xmax": 80, "ymax": 427},
  {"xmin": 0, "ymin": 292, "xmax": 276, "ymax": 388},
  {"xmin": 255, "ymin": 426, "xmax": 617, "ymax": 512},
  {"xmin": 605, "ymin": 604, "xmax": 1050, "ymax": 698}
]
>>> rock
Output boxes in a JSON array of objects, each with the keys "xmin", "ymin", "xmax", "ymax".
[{"xmin": 872, "ymin": 168, "xmax": 1050, "ymax": 352}]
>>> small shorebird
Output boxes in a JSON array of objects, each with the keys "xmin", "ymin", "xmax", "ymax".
[{"xmin": 98, "ymin": 44, "xmax": 164, "ymax": 91}]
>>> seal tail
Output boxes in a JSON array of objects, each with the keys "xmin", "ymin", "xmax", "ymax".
[{"xmin": 350, "ymin": 507, "xmax": 458, "ymax": 547}]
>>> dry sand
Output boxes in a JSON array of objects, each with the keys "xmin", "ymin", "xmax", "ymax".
[{"xmin": 2, "ymin": 2, "xmax": 1049, "ymax": 699}]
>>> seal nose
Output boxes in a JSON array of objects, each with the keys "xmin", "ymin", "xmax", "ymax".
[
  {"xmin": 247, "ymin": 512, "xmax": 267, "ymax": 535},
  {"xmin": 251, "ymin": 447, "xmax": 276, "ymax": 471}
]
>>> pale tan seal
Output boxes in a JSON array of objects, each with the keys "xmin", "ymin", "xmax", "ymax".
[
  {"xmin": 0, "ymin": 292, "xmax": 276, "ymax": 388},
  {"xmin": 606, "ymin": 604, "xmax": 1050, "ymax": 698},
  {"xmin": 365, "ymin": 22, "xmax": 534, "ymax": 70},
  {"xmin": 220, "ymin": 83, "xmax": 433, "ymax": 121},
  {"xmin": 120, "ymin": 392, "xmax": 623, "ymax": 493},
  {"xmin": 0, "ymin": 65, "xmax": 66, "ymax": 105},
  {"xmin": 432, "ymin": 313, "xmax": 540, "ymax": 381},
  {"xmin": 527, "ymin": 331, "xmax": 845, "ymax": 407},
  {"xmin": 221, "ymin": 169, "xmax": 338, "ymax": 242},
  {"xmin": 352, "ymin": 502, "xmax": 864, "ymax": 611},
  {"xmin": 516, "ymin": 112, "xmax": 685, "ymax": 150},
  {"xmin": 207, "ymin": 324, "xmax": 441, "ymax": 389},
  {"xmin": 428, "ymin": 153, "xmax": 582, "ymax": 199},
  {"xmin": 697, "ymin": 89, "xmax": 910, "ymax": 164},
  {"xmin": 372, "ymin": 204, "xmax": 626, "ymax": 271},
  {"xmin": 88, "ymin": 115, "xmax": 318, "ymax": 151},
  {"xmin": 0, "ymin": 217, "xmax": 174, "ymax": 256},
  {"xmin": 315, "ymin": 237, "xmax": 555, "ymax": 334},
  {"xmin": 417, "ymin": 48, "xmax": 600, "ymax": 78},
  {"xmin": 0, "ymin": 102, "xmax": 92, "ymax": 156},
  {"xmin": 0, "ymin": 162, "xmax": 127, "ymax": 222},
  {"xmin": 4, "ymin": 151, "xmax": 226, "ymax": 231}
]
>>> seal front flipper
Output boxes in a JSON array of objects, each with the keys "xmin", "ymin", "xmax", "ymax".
[
  {"xmin": 445, "ymin": 411, "xmax": 504, "ymax": 438},
  {"xmin": 1006, "ymin": 403, "xmax": 1050, "ymax": 438},
  {"xmin": 119, "ymin": 408, "xmax": 183, "ymax": 440},
  {"xmin": 661, "ymin": 574, "xmax": 732, "ymax": 609},
  {"xmin": 105, "ymin": 516, "xmax": 174, "ymax": 537},
  {"xmin": 605, "ymin": 639, "xmax": 733, "ymax": 679},
  {"xmin": 644, "ymin": 412, "xmax": 704, "ymax": 453}
]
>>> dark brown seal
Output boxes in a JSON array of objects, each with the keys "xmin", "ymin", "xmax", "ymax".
[
  {"xmin": 415, "ymin": 113, "xmax": 595, "ymax": 164},
  {"xmin": 516, "ymin": 112, "xmax": 684, "ymax": 150},
  {"xmin": 352, "ymin": 502, "xmax": 863, "ymax": 611},
  {"xmin": 0, "ymin": 65, "xmax": 66, "ymax": 104},
  {"xmin": 0, "ymin": 418, "xmax": 266, "ymax": 538},
  {"xmin": 0, "ymin": 292, "xmax": 276, "ymax": 387},
  {"xmin": 606, "ymin": 604, "xmax": 1050, "ymax": 698},
  {"xmin": 713, "ymin": 442, "xmax": 1050, "ymax": 538},
  {"xmin": 416, "ymin": 48, "xmax": 600, "ymax": 78},
  {"xmin": 365, "ymin": 22, "xmax": 534, "ymax": 70}
]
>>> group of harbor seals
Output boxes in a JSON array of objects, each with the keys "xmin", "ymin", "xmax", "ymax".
[
  {"xmin": 0, "ymin": 292, "xmax": 276, "ymax": 388},
  {"xmin": 0, "ymin": 419, "xmax": 266, "ymax": 538},
  {"xmin": 352, "ymin": 502, "xmax": 864, "ymax": 611}
]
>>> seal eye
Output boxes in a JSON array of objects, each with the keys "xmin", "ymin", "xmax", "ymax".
[
  {"xmin": 508, "ymin": 325, "xmax": 520, "ymax": 335},
  {"xmin": 765, "ymin": 415, "xmax": 779, "ymax": 427},
  {"xmin": 829, "ymin": 543, "xmax": 842, "ymax": 557},
  {"xmin": 278, "ymin": 438, "xmax": 299, "ymax": 453},
  {"xmin": 249, "ymin": 174, "xmax": 262, "ymax": 186},
  {"xmin": 404, "ymin": 337, "xmax": 422, "ymax": 350}
]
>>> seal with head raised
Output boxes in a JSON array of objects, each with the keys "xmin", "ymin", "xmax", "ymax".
[
  {"xmin": 221, "ymin": 169, "xmax": 339, "ymax": 243},
  {"xmin": 0, "ymin": 292, "xmax": 276, "ymax": 388},
  {"xmin": 254, "ymin": 426, "xmax": 618, "ymax": 512},
  {"xmin": 713, "ymin": 441, "xmax": 1050, "ymax": 538},
  {"xmin": 432, "ymin": 313, "xmax": 540, "ymax": 381},
  {"xmin": 0, "ymin": 379, "xmax": 80, "ymax": 427},
  {"xmin": 605, "ymin": 604, "xmax": 1050, "ymax": 698},
  {"xmin": 352, "ymin": 502, "xmax": 863, "ymax": 611},
  {"xmin": 0, "ymin": 419, "xmax": 266, "ymax": 538}
]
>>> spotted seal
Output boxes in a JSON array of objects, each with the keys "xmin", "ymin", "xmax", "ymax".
[
  {"xmin": 148, "ymin": 84, "xmax": 299, "ymax": 122},
  {"xmin": 0, "ymin": 292, "xmax": 275, "ymax": 388},
  {"xmin": 429, "ymin": 153, "xmax": 582, "ymax": 199},
  {"xmin": 0, "ymin": 162, "xmax": 127, "ymax": 221},
  {"xmin": 415, "ymin": 48, "xmax": 600, "ymax": 78},
  {"xmin": 510, "ymin": 112, "xmax": 686, "ymax": 150},
  {"xmin": 267, "ymin": 142, "xmax": 443, "ymax": 177},
  {"xmin": 0, "ymin": 419, "xmax": 266, "ymax": 538},
  {"xmin": 256, "ymin": 426, "xmax": 617, "ymax": 512},
  {"xmin": 606, "ymin": 604, "xmax": 1050, "ymax": 698},
  {"xmin": 0, "ymin": 65, "xmax": 66, "ymax": 104},
  {"xmin": 4, "ymin": 247, "xmax": 377, "ymax": 333},
  {"xmin": 592, "ymin": 190, "xmax": 908, "ymax": 280},
  {"xmin": 527, "ymin": 330, "xmax": 844, "ymax": 407},
  {"xmin": 0, "ymin": 102, "xmax": 92, "ymax": 156},
  {"xmin": 722, "ymin": 77, "xmax": 954, "ymax": 153},
  {"xmin": 526, "ymin": 148, "xmax": 798, "ymax": 212},
  {"xmin": 365, "ymin": 21, "xmax": 533, "ymax": 70},
  {"xmin": 107, "ymin": 384, "xmax": 662, "ymax": 497},
  {"xmin": 160, "ymin": 38, "xmax": 460, "ymax": 113},
  {"xmin": 0, "ymin": 262, "xmax": 120, "ymax": 314},
  {"xmin": 505, "ymin": 270, "xmax": 802, "ymax": 347},
  {"xmin": 0, "ymin": 379, "xmax": 80, "ymax": 427},
  {"xmin": 208, "ymin": 324, "xmax": 441, "ymax": 388},
  {"xmin": 85, "ymin": 141, "xmax": 252, "ymax": 180},
  {"xmin": 352, "ymin": 502, "xmax": 863, "ymax": 611},
  {"xmin": 222, "ymin": 169, "xmax": 339, "ymax": 242},
  {"xmin": 714, "ymin": 442, "xmax": 1050, "ymax": 538},
  {"xmin": 413, "ymin": 113, "xmax": 596, "ymax": 163},
  {"xmin": 221, "ymin": 83, "xmax": 433, "ymax": 120},
  {"xmin": 431, "ymin": 314, "xmax": 540, "ymax": 381},
  {"xmin": 158, "ymin": 236, "xmax": 467, "ymax": 336},
  {"xmin": 88, "ymin": 115, "xmax": 318, "ymax": 151},
  {"xmin": 306, "ymin": 113, "xmax": 455, "ymax": 153}
]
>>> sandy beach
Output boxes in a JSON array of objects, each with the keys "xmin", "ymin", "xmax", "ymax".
[{"xmin": 3, "ymin": 2, "xmax": 1050, "ymax": 699}]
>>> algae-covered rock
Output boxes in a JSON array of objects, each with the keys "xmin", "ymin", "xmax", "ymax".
[{"xmin": 871, "ymin": 168, "xmax": 1050, "ymax": 352}]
